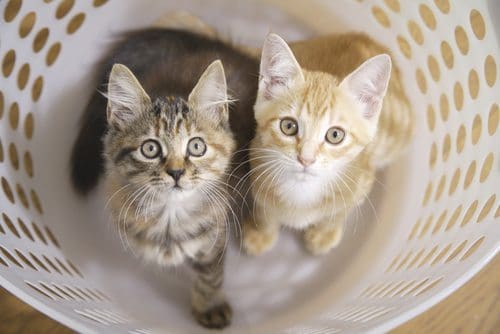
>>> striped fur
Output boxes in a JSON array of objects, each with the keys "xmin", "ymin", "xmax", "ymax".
[{"xmin": 243, "ymin": 33, "xmax": 413, "ymax": 256}]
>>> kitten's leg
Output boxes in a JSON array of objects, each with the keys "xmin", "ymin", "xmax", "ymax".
[
  {"xmin": 242, "ymin": 207, "xmax": 280, "ymax": 256},
  {"xmin": 303, "ymin": 215, "xmax": 345, "ymax": 255},
  {"xmin": 189, "ymin": 244, "xmax": 231, "ymax": 329}
]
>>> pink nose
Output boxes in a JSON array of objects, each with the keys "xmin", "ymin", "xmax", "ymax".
[{"xmin": 297, "ymin": 155, "xmax": 316, "ymax": 167}]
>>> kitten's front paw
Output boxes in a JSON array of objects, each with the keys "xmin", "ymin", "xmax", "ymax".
[
  {"xmin": 304, "ymin": 223, "xmax": 343, "ymax": 255},
  {"xmin": 193, "ymin": 302, "xmax": 232, "ymax": 329},
  {"xmin": 243, "ymin": 222, "xmax": 278, "ymax": 256}
]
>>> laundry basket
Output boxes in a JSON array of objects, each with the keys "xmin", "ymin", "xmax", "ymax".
[{"xmin": 0, "ymin": 0, "xmax": 498, "ymax": 333}]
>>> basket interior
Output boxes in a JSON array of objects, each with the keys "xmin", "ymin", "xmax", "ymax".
[{"xmin": 0, "ymin": 0, "xmax": 498, "ymax": 333}]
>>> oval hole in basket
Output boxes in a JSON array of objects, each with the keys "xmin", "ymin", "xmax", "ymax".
[
  {"xmin": 24, "ymin": 113, "xmax": 34, "ymax": 140},
  {"xmin": 463, "ymin": 161, "xmax": 477, "ymax": 189},
  {"xmin": 440, "ymin": 41, "xmax": 454, "ymax": 69},
  {"xmin": 0, "ymin": 91, "xmax": 4, "ymax": 119},
  {"xmin": 419, "ymin": 4, "xmax": 436, "ymax": 30},
  {"xmin": 470, "ymin": 9, "xmax": 486, "ymax": 40},
  {"xmin": 16, "ymin": 184, "xmax": 29, "ymax": 209},
  {"xmin": 445, "ymin": 205, "xmax": 463, "ymax": 231},
  {"xmin": 1, "ymin": 177, "xmax": 15, "ymax": 204},
  {"xmin": 408, "ymin": 20, "xmax": 423, "ymax": 45},
  {"xmin": 416, "ymin": 68, "xmax": 427, "ymax": 93},
  {"xmin": 19, "ymin": 12, "xmax": 36, "ymax": 38},
  {"xmin": 24, "ymin": 151, "xmax": 34, "ymax": 178},
  {"xmin": 460, "ymin": 200, "xmax": 478, "ymax": 226},
  {"xmin": 30, "ymin": 190, "xmax": 43, "ymax": 214},
  {"xmin": 468, "ymin": 69, "xmax": 480, "ymax": 100},
  {"xmin": 432, "ymin": 210, "xmax": 448, "ymax": 234},
  {"xmin": 434, "ymin": 0, "xmax": 450, "ymax": 14},
  {"xmin": 0, "ymin": 246, "xmax": 23, "ymax": 267},
  {"xmin": 93, "ymin": 0, "xmax": 109, "ymax": 7},
  {"xmin": 460, "ymin": 236, "xmax": 485, "ymax": 261},
  {"xmin": 2, "ymin": 213, "xmax": 20, "ymax": 238},
  {"xmin": 448, "ymin": 168, "xmax": 461, "ymax": 195},
  {"xmin": 426, "ymin": 105, "xmax": 435, "ymax": 131},
  {"xmin": 2, "ymin": 50, "xmax": 16, "ymax": 78},
  {"xmin": 422, "ymin": 182, "xmax": 433, "ymax": 206},
  {"xmin": 31, "ymin": 222, "xmax": 47, "ymax": 244},
  {"xmin": 46, "ymin": 42, "xmax": 61, "ymax": 66},
  {"xmin": 14, "ymin": 249, "xmax": 37, "ymax": 270},
  {"xmin": 31, "ymin": 76, "xmax": 44, "ymax": 102},
  {"xmin": 429, "ymin": 143, "xmax": 438, "ymax": 168},
  {"xmin": 384, "ymin": 0, "xmax": 400, "ymax": 12},
  {"xmin": 67, "ymin": 13, "xmax": 85, "ymax": 34},
  {"xmin": 0, "ymin": 139, "xmax": 3, "ymax": 162},
  {"xmin": 455, "ymin": 26, "xmax": 469, "ymax": 55},
  {"xmin": 63, "ymin": 285, "xmax": 86, "ymax": 301},
  {"xmin": 471, "ymin": 115, "xmax": 482, "ymax": 145},
  {"xmin": 17, "ymin": 63, "xmax": 30, "ymax": 90},
  {"xmin": 439, "ymin": 95, "xmax": 449, "ymax": 121},
  {"xmin": 488, "ymin": 104, "xmax": 499, "ymax": 135},
  {"xmin": 454, "ymin": 82, "xmax": 464, "ymax": 111},
  {"xmin": 8, "ymin": 102, "xmax": 19, "ymax": 130},
  {"xmin": 397, "ymin": 35, "xmax": 411, "ymax": 59},
  {"xmin": 77, "ymin": 287, "xmax": 98, "ymax": 301},
  {"xmin": 372, "ymin": 6, "xmax": 390, "ymax": 28},
  {"xmin": 385, "ymin": 252, "xmax": 403, "ymax": 272},
  {"xmin": 29, "ymin": 253, "xmax": 50, "ymax": 272},
  {"xmin": 477, "ymin": 195, "xmax": 496, "ymax": 223},
  {"xmin": 479, "ymin": 153, "xmax": 494, "ymax": 182},
  {"xmin": 33, "ymin": 28, "xmax": 49, "ymax": 53},
  {"xmin": 25, "ymin": 281, "xmax": 55, "ymax": 300},
  {"xmin": 456, "ymin": 124, "xmax": 466, "ymax": 153},
  {"xmin": 484, "ymin": 56, "xmax": 497, "ymax": 87},
  {"xmin": 434, "ymin": 175, "xmax": 446, "ymax": 201},
  {"xmin": 4, "ymin": 0, "xmax": 22, "ymax": 22},
  {"xmin": 56, "ymin": 0, "xmax": 75, "ymax": 19},
  {"xmin": 8, "ymin": 143, "xmax": 19, "ymax": 170}
]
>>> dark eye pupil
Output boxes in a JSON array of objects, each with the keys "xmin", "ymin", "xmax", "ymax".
[
  {"xmin": 194, "ymin": 143, "xmax": 199, "ymax": 150},
  {"xmin": 333, "ymin": 131, "xmax": 338, "ymax": 138},
  {"xmin": 287, "ymin": 123, "xmax": 293, "ymax": 129}
]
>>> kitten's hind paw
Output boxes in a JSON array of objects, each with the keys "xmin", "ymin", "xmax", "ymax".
[
  {"xmin": 304, "ymin": 223, "xmax": 344, "ymax": 255},
  {"xmin": 242, "ymin": 222, "xmax": 278, "ymax": 256},
  {"xmin": 193, "ymin": 302, "xmax": 232, "ymax": 329}
]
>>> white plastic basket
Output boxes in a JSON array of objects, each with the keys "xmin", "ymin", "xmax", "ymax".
[{"xmin": 0, "ymin": 0, "xmax": 498, "ymax": 333}]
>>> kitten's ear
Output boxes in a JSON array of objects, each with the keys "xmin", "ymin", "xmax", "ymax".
[
  {"xmin": 340, "ymin": 54, "xmax": 392, "ymax": 122},
  {"xmin": 188, "ymin": 60, "xmax": 229, "ymax": 124},
  {"xmin": 106, "ymin": 64, "xmax": 151, "ymax": 129},
  {"xmin": 258, "ymin": 33, "xmax": 304, "ymax": 100}
]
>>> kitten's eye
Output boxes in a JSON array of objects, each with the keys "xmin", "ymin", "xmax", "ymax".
[
  {"xmin": 280, "ymin": 118, "xmax": 298, "ymax": 136},
  {"xmin": 140, "ymin": 140, "xmax": 162, "ymax": 159},
  {"xmin": 187, "ymin": 137, "xmax": 207, "ymax": 157},
  {"xmin": 325, "ymin": 127, "xmax": 346, "ymax": 145}
]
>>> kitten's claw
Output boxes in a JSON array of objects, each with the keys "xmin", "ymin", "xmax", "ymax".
[
  {"xmin": 193, "ymin": 302, "xmax": 232, "ymax": 329},
  {"xmin": 304, "ymin": 223, "xmax": 343, "ymax": 255},
  {"xmin": 243, "ymin": 222, "xmax": 278, "ymax": 256}
]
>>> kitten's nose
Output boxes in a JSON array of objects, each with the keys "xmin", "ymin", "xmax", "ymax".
[
  {"xmin": 166, "ymin": 169, "xmax": 185, "ymax": 182},
  {"xmin": 297, "ymin": 155, "xmax": 316, "ymax": 167}
]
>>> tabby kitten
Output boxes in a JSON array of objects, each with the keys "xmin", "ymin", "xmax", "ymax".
[
  {"xmin": 243, "ymin": 33, "xmax": 413, "ymax": 256},
  {"xmin": 71, "ymin": 29, "xmax": 259, "ymax": 329}
]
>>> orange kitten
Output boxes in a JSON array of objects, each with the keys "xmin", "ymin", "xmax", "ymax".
[{"xmin": 243, "ymin": 33, "xmax": 413, "ymax": 255}]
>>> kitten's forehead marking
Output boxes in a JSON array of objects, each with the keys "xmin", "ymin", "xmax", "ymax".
[{"xmin": 153, "ymin": 97, "xmax": 191, "ymax": 136}]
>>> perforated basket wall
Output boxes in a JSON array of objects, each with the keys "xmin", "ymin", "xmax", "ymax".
[{"xmin": 0, "ymin": 0, "xmax": 498, "ymax": 333}]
